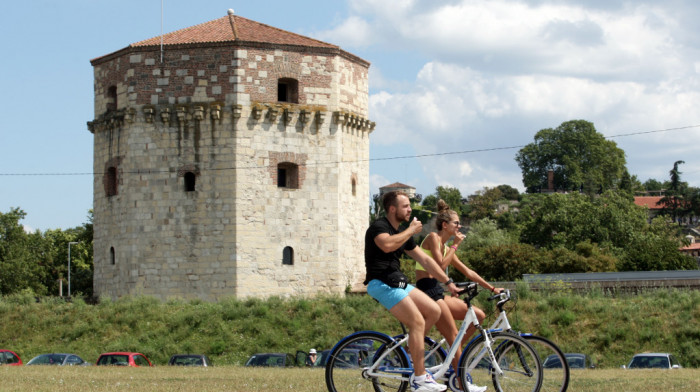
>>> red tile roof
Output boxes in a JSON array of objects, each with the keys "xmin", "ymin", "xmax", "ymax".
[
  {"xmin": 133, "ymin": 14, "xmax": 338, "ymax": 49},
  {"xmin": 633, "ymin": 196, "xmax": 664, "ymax": 210},
  {"xmin": 380, "ymin": 182, "xmax": 415, "ymax": 189}
]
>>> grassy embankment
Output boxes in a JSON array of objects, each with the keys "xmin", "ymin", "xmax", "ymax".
[{"xmin": 1, "ymin": 284, "xmax": 699, "ymax": 369}]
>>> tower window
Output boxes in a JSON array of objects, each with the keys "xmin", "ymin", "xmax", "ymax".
[
  {"xmin": 106, "ymin": 85, "xmax": 117, "ymax": 112},
  {"xmin": 277, "ymin": 162, "xmax": 299, "ymax": 189},
  {"xmin": 184, "ymin": 172, "xmax": 196, "ymax": 192},
  {"xmin": 106, "ymin": 167, "xmax": 118, "ymax": 197},
  {"xmin": 110, "ymin": 247, "xmax": 116, "ymax": 265},
  {"xmin": 352, "ymin": 178, "xmax": 357, "ymax": 196},
  {"xmin": 278, "ymin": 78, "xmax": 299, "ymax": 103},
  {"xmin": 282, "ymin": 246, "xmax": 294, "ymax": 265}
]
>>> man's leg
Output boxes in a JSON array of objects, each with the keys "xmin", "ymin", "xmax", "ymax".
[{"xmin": 389, "ymin": 288, "xmax": 441, "ymax": 376}]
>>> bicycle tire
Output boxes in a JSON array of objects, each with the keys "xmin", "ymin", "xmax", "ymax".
[
  {"xmin": 325, "ymin": 331, "xmax": 410, "ymax": 392},
  {"xmin": 459, "ymin": 331, "xmax": 543, "ymax": 392},
  {"xmin": 521, "ymin": 335, "xmax": 569, "ymax": 392}
]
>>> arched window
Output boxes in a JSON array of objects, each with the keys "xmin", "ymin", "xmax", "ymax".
[
  {"xmin": 282, "ymin": 246, "xmax": 294, "ymax": 265},
  {"xmin": 106, "ymin": 85, "xmax": 117, "ymax": 112},
  {"xmin": 277, "ymin": 162, "xmax": 299, "ymax": 189},
  {"xmin": 110, "ymin": 247, "xmax": 116, "ymax": 265},
  {"xmin": 184, "ymin": 172, "xmax": 196, "ymax": 192},
  {"xmin": 106, "ymin": 167, "xmax": 118, "ymax": 197},
  {"xmin": 278, "ymin": 78, "xmax": 299, "ymax": 103},
  {"xmin": 352, "ymin": 178, "xmax": 357, "ymax": 196}
]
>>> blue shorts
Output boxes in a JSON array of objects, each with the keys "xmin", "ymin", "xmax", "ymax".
[{"xmin": 367, "ymin": 279, "xmax": 415, "ymax": 310}]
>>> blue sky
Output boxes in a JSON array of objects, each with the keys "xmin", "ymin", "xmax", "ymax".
[{"xmin": 2, "ymin": 0, "xmax": 700, "ymax": 231}]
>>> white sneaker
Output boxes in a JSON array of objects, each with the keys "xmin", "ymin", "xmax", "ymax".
[
  {"xmin": 410, "ymin": 372, "xmax": 447, "ymax": 392},
  {"xmin": 466, "ymin": 382, "xmax": 487, "ymax": 392}
]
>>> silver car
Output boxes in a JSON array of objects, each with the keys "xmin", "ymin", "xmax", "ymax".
[{"xmin": 26, "ymin": 353, "xmax": 90, "ymax": 366}]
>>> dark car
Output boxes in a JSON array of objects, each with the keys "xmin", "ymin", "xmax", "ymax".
[
  {"xmin": 245, "ymin": 352, "xmax": 297, "ymax": 367},
  {"xmin": 626, "ymin": 353, "xmax": 681, "ymax": 369},
  {"xmin": 543, "ymin": 353, "xmax": 595, "ymax": 369},
  {"xmin": 168, "ymin": 354, "xmax": 212, "ymax": 367},
  {"xmin": 96, "ymin": 352, "xmax": 153, "ymax": 367},
  {"xmin": 0, "ymin": 350, "xmax": 22, "ymax": 366},
  {"xmin": 27, "ymin": 353, "xmax": 90, "ymax": 366}
]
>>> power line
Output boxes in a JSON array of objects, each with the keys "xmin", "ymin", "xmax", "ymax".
[{"xmin": 1, "ymin": 123, "xmax": 699, "ymax": 177}]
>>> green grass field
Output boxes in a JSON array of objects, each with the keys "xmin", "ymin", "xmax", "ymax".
[{"xmin": 2, "ymin": 366, "xmax": 699, "ymax": 392}]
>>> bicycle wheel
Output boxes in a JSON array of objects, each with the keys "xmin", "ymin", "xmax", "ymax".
[
  {"xmin": 522, "ymin": 335, "xmax": 569, "ymax": 392},
  {"xmin": 325, "ymin": 331, "xmax": 410, "ymax": 392},
  {"xmin": 459, "ymin": 332, "xmax": 542, "ymax": 392}
]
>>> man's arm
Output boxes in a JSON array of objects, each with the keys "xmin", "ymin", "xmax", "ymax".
[{"xmin": 373, "ymin": 218, "xmax": 422, "ymax": 253}]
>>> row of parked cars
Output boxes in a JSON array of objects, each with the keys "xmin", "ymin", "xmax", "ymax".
[{"xmin": 0, "ymin": 350, "xmax": 212, "ymax": 367}]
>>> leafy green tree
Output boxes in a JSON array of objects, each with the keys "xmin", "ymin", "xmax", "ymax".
[
  {"xmin": 618, "ymin": 217, "xmax": 696, "ymax": 271},
  {"xmin": 515, "ymin": 120, "xmax": 627, "ymax": 194},
  {"xmin": 643, "ymin": 178, "xmax": 664, "ymax": 192},
  {"xmin": 463, "ymin": 218, "xmax": 515, "ymax": 249},
  {"xmin": 467, "ymin": 187, "xmax": 503, "ymax": 221},
  {"xmin": 422, "ymin": 186, "xmax": 464, "ymax": 215},
  {"xmin": 421, "ymin": 194, "xmax": 438, "ymax": 212},
  {"xmin": 496, "ymin": 184, "xmax": 520, "ymax": 201},
  {"xmin": 0, "ymin": 208, "xmax": 47, "ymax": 295}
]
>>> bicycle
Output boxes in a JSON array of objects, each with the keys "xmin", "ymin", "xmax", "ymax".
[
  {"xmin": 417, "ymin": 289, "xmax": 569, "ymax": 392},
  {"xmin": 325, "ymin": 282, "xmax": 543, "ymax": 392}
]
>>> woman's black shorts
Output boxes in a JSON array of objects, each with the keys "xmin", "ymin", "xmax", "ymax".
[{"xmin": 416, "ymin": 277, "xmax": 445, "ymax": 301}]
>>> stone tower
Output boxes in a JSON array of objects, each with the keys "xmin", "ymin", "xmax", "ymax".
[{"xmin": 88, "ymin": 11, "xmax": 374, "ymax": 300}]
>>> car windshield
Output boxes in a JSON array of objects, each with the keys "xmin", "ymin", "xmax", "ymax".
[
  {"xmin": 28, "ymin": 354, "xmax": 67, "ymax": 365},
  {"xmin": 98, "ymin": 355, "xmax": 129, "ymax": 366},
  {"xmin": 567, "ymin": 356, "xmax": 585, "ymax": 368},
  {"xmin": 543, "ymin": 355, "xmax": 562, "ymax": 368},
  {"xmin": 246, "ymin": 354, "xmax": 284, "ymax": 367},
  {"xmin": 171, "ymin": 355, "xmax": 205, "ymax": 366},
  {"xmin": 629, "ymin": 356, "xmax": 670, "ymax": 368}
]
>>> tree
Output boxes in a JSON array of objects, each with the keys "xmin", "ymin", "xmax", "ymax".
[
  {"xmin": 643, "ymin": 178, "xmax": 664, "ymax": 192},
  {"xmin": 422, "ymin": 186, "xmax": 464, "ymax": 215},
  {"xmin": 515, "ymin": 120, "xmax": 627, "ymax": 194},
  {"xmin": 659, "ymin": 160, "xmax": 688, "ymax": 223},
  {"xmin": 467, "ymin": 187, "xmax": 503, "ymax": 221},
  {"xmin": 0, "ymin": 208, "xmax": 47, "ymax": 295}
]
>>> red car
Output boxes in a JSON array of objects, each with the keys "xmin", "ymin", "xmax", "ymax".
[
  {"xmin": 0, "ymin": 349, "xmax": 23, "ymax": 366},
  {"xmin": 96, "ymin": 352, "xmax": 152, "ymax": 367}
]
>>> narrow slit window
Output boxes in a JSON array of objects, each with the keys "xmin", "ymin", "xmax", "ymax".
[
  {"xmin": 107, "ymin": 86, "xmax": 117, "ymax": 112},
  {"xmin": 283, "ymin": 246, "xmax": 294, "ymax": 265},
  {"xmin": 106, "ymin": 167, "xmax": 118, "ymax": 197},
  {"xmin": 352, "ymin": 178, "xmax": 357, "ymax": 196},
  {"xmin": 184, "ymin": 172, "xmax": 196, "ymax": 192},
  {"xmin": 110, "ymin": 247, "xmax": 116, "ymax": 265}
]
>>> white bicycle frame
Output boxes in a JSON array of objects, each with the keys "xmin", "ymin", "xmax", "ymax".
[{"xmin": 364, "ymin": 290, "xmax": 505, "ymax": 384}]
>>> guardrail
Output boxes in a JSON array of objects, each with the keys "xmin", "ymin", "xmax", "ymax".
[{"xmin": 521, "ymin": 270, "xmax": 700, "ymax": 292}]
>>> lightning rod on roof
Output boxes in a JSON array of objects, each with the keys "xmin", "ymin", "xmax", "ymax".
[{"xmin": 160, "ymin": 0, "xmax": 164, "ymax": 63}]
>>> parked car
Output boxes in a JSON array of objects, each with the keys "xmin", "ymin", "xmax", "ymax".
[
  {"xmin": 543, "ymin": 353, "xmax": 595, "ymax": 369},
  {"xmin": 168, "ymin": 354, "xmax": 212, "ymax": 367},
  {"xmin": 0, "ymin": 350, "xmax": 22, "ymax": 366},
  {"xmin": 244, "ymin": 353, "xmax": 297, "ymax": 367},
  {"xmin": 27, "ymin": 353, "xmax": 90, "ymax": 366},
  {"xmin": 625, "ymin": 353, "xmax": 681, "ymax": 369},
  {"xmin": 96, "ymin": 352, "xmax": 153, "ymax": 367}
]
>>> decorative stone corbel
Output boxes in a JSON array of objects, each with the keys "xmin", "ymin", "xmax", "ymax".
[
  {"xmin": 232, "ymin": 104, "xmax": 243, "ymax": 119},
  {"xmin": 124, "ymin": 108, "xmax": 136, "ymax": 123},
  {"xmin": 334, "ymin": 111, "xmax": 345, "ymax": 125},
  {"xmin": 143, "ymin": 106, "xmax": 155, "ymax": 123},
  {"xmin": 268, "ymin": 107, "xmax": 279, "ymax": 123},
  {"xmin": 299, "ymin": 109, "xmax": 311, "ymax": 125},
  {"xmin": 283, "ymin": 108, "xmax": 294, "ymax": 126},
  {"xmin": 251, "ymin": 104, "xmax": 263, "ymax": 120},
  {"xmin": 210, "ymin": 104, "xmax": 222, "ymax": 122},
  {"xmin": 316, "ymin": 111, "xmax": 326, "ymax": 124},
  {"xmin": 176, "ymin": 106, "xmax": 188, "ymax": 127},
  {"xmin": 160, "ymin": 107, "xmax": 171, "ymax": 126},
  {"xmin": 193, "ymin": 105, "xmax": 205, "ymax": 121}
]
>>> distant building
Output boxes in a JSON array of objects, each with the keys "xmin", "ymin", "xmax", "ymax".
[
  {"xmin": 87, "ymin": 11, "xmax": 374, "ymax": 300},
  {"xmin": 379, "ymin": 182, "xmax": 416, "ymax": 199}
]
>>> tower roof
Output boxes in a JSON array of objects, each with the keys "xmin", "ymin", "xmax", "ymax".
[
  {"xmin": 133, "ymin": 13, "xmax": 338, "ymax": 49},
  {"xmin": 91, "ymin": 12, "xmax": 366, "ymax": 65}
]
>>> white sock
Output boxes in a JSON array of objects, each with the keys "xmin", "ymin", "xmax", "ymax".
[{"xmin": 413, "ymin": 374, "xmax": 427, "ymax": 382}]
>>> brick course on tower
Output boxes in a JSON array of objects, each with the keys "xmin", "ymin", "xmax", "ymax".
[{"xmin": 88, "ymin": 11, "xmax": 374, "ymax": 300}]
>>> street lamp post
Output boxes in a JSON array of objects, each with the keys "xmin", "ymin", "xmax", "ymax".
[{"xmin": 68, "ymin": 242, "xmax": 79, "ymax": 297}]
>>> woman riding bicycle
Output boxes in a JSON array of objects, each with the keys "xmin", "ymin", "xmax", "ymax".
[{"xmin": 417, "ymin": 200, "xmax": 503, "ymax": 392}]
